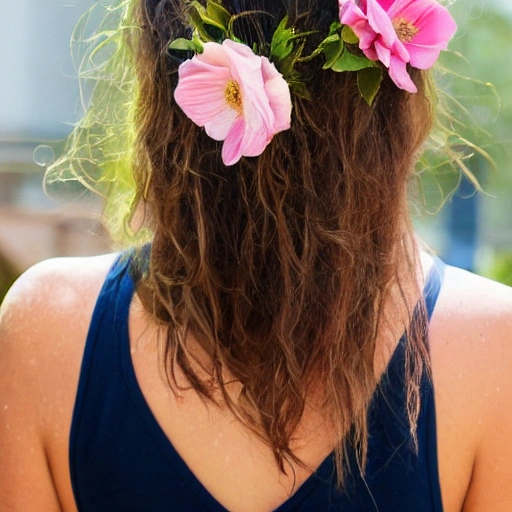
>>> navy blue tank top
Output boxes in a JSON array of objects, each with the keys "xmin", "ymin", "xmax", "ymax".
[{"xmin": 70, "ymin": 252, "xmax": 445, "ymax": 511}]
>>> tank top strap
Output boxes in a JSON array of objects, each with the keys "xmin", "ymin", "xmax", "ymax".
[
  {"xmin": 69, "ymin": 250, "xmax": 137, "ymax": 510},
  {"xmin": 112, "ymin": 251, "xmax": 137, "ymax": 326},
  {"xmin": 424, "ymin": 256, "xmax": 445, "ymax": 322},
  {"xmin": 83, "ymin": 250, "xmax": 136, "ymax": 355}
]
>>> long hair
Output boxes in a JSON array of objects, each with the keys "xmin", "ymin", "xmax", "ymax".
[{"xmin": 131, "ymin": 0, "xmax": 434, "ymax": 485}]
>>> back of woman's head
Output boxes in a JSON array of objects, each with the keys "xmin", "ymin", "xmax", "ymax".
[{"xmin": 131, "ymin": 0, "xmax": 435, "ymax": 483}]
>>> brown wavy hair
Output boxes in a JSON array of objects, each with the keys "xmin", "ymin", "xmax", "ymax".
[{"xmin": 131, "ymin": 0, "xmax": 434, "ymax": 485}]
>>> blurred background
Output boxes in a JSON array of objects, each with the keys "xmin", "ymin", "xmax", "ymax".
[{"xmin": 1, "ymin": 0, "xmax": 512, "ymax": 302}]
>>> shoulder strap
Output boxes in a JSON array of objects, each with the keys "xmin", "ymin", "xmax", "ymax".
[
  {"xmin": 70, "ymin": 249, "xmax": 136, "ymax": 509},
  {"xmin": 423, "ymin": 257, "xmax": 445, "ymax": 322}
]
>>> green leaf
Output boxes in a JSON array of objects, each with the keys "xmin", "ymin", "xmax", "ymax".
[
  {"xmin": 168, "ymin": 37, "xmax": 204, "ymax": 54},
  {"xmin": 189, "ymin": 1, "xmax": 230, "ymax": 40},
  {"xmin": 205, "ymin": 0, "xmax": 231, "ymax": 30},
  {"xmin": 331, "ymin": 49, "xmax": 375, "ymax": 72},
  {"xmin": 315, "ymin": 21, "xmax": 344, "ymax": 69},
  {"xmin": 341, "ymin": 25, "xmax": 359, "ymax": 45},
  {"xmin": 357, "ymin": 67, "xmax": 383, "ymax": 106},
  {"xmin": 320, "ymin": 33, "xmax": 342, "ymax": 47},
  {"xmin": 328, "ymin": 21, "xmax": 342, "ymax": 37},
  {"xmin": 189, "ymin": 6, "xmax": 214, "ymax": 41},
  {"xmin": 270, "ymin": 16, "xmax": 295, "ymax": 62},
  {"xmin": 322, "ymin": 39, "xmax": 344, "ymax": 69}
]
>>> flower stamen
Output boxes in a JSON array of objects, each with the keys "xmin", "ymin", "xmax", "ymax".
[
  {"xmin": 392, "ymin": 18, "xmax": 419, "ymax": 43},
  {"xmin": 225, "ymin": 80, "xmax": 243, "ymax": 112}
]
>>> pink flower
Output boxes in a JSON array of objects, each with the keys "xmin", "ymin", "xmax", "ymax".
[
  {"xmin": 340, "ymin": 0, "xmax": 457, "ymax": 93},
  {"xmin": 174, "ymin": 39, "xmax": 292, "ymax": 166}
]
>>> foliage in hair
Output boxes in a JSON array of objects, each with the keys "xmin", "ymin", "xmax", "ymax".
[
  {"xmin": 414, "ymin": 51, "xmax": 499, "ymax": 214},
  {"xmin": 43, "ymin": 0, "xmax": 149, "ymax": 245},
  {"xmin": 170, "ymin": 1, "xmax": 383, "ymax": 104}
]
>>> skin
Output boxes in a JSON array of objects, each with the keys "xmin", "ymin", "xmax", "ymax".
[{"xmin": 0, "ymin": 249, "xmax": 512, "ymax": 511}]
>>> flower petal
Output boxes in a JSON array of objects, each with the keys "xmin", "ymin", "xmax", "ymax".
[
  {"xmin": 374, "ymin": 38, "xmax": 391, "ymax": 67},
  {"xmin": 261, "ymin": 57, "xmax": 292, "ymax": 133},
  {"xmin": 376, "ymin": 0, "xmax": 396, "ymax": 12},
  {"xmin": 365, "ymin": 0, "xmax": 398, "ymax": 48},
  {"xmin": 222, "ymin": 39, "xmax": 275, "ymax": 159},
  {"xmin": 363, "ymin": 47, "xmax": 379, "ymax": 61},
  {"xmin": 196, "ymin": 41, "xmax": 232, "ymax": 68},
  {"xmin": 388, "ymin": 0, "xmax": 457, "ymax": 69},
  {"xmin": 240, "ymin": 120, "xmax": 271, "ymax": 158},
  {"xmin": 388, "ymin": 54, "xmax": 417, "ymax": 93},
  {"xmin": 340, "ymin": 2, "xmax": 377, "ymax": 53},
  {"xmin": 174, "ymin": 58, "xmax": 232, "ymax": 128},
  {"xmin": 205, "ymin": 108, "xmax": 240, "ymax": 141},
  {"xmin": 405, "ymin": 41, "xmax": 446, "ymax": 70},
  {"xmin": 222, "ymin": 117, "xmax": 246, "ymax": 166},
  {"xmin": 223, "ymin": 40, "xmax": 275, "ymax": 134}
]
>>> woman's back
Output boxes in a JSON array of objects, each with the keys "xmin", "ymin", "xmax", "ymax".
[
  {"xmin": 70, "ymin": 250, "xmax": 442, "ymax": 511},
  {"xmin": 2, "ymin": 250, "xmax": 512, "ymax": 511}
]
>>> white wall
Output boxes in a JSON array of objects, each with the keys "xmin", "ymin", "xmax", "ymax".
[{"xmin": 0, "ymin": 0, "xmax": 94, "ymax": 141}]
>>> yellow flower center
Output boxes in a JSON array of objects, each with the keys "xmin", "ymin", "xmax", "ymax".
[
  {"xmin": 393, "ymin": 18, "xmax": 419, "ymax": 43},
  {"xmin": 225, "ymin": 80, "xmax": 243, "ymax": 112}
]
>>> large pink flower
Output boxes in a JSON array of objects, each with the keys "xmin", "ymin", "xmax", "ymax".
[
  {"xmin": 340, "ymin": 0, "xmax": 457, "ymax": 93},
  {"xmin": 174, "ymin": 39, "xmax": 292, "ymax": 166}
]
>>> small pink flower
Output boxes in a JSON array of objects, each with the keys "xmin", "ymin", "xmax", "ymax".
[
  {"xmin": 174, "ymin": 39, "xmax": 292, "ymax": 166},
  {"xmin": 340, "ymin": 0, "xmax": 457, "ymax": 93}
]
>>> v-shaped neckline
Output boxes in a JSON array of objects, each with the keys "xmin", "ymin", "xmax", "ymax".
[{"xmin": 115, "ymin": 254, "xmax": 444, "ymax": 511}]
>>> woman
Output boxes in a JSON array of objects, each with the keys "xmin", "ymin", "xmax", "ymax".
[{"xmin": 1, "ymin": 0, "xmax": 512, "ymax": 510}]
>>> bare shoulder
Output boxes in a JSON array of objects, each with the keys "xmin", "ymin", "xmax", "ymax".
[
  {"xmin": 432, "ymin": 264, "xmax": 512, "ymax": 393},
  {"xmin": 0, "ymin": 251, "xmax": 119, "ymax": 420},
  {"xmin": 0, "ymin": 253, "xmax": 118, "ymax": 512},
  {"xmin": 0, "ymin": 252, "xmax": 119, "ymax": 379},
  {"xmin": 429, "ymin": 263, "xmax": 512, "ymax": 512},
  {"xmin": 1, "ymin": 252, "xmax": 118, "ymax": 325},
  {"xmin": 0, "ymin": 250, "xmax": 118, "ymax": 373},
  {"xmin": 439, "ymin": 262, "xmax": 512, "ymax": 316}
]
